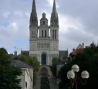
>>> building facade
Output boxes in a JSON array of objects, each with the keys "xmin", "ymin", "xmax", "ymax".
[
  {"xmin": 29, "ymin": 0, "xmax": 59, "ymax": 65},
  {"xmin": 18, "ymin": 66, "xmax": 33, "ymax": 89},
  {"xmin": 11, "ymin": 54, "xmax": 33, "ymax": 89}
]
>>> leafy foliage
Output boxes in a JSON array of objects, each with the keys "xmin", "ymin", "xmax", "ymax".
[
  {"xmin": 50, "ymin": 57, "xmax": 60, "ymax": 77},
  {"xmin": 0, "ymin": 48, "xmax": 22, "ymax": 89},
  {"xmin": 19, "ymin": 55, "xmax": 40, "ymax": 72},
  {"xmin": 59, "ymin": 43, "xmax": 98, "ymax": 89},
  {"xmin": 0, "ymin": 48, "xmax": 9, "ymax": 60}
]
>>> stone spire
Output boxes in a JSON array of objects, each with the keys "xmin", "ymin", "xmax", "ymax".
[
  {"xmin": 32, "ymin": 0, "xmax": 36, "ymax": 13},
  {"xmin": 52, "ymin": 0, "xmax": 56, "ymax": 13},
  {"xmin": 30, "ymin": 0, "xmax": 38, "ymax": 27},
  {"xmin": 50, "ymin": 0, "xmax": 59, "ymax": 26}
]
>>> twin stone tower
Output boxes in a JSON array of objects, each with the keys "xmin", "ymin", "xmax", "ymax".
[{"xmin": 29, "ymin": 0, "xmax": 59, "ymax": 65}]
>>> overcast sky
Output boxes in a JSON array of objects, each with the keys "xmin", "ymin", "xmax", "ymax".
[{"xmin": 0, "ymin": 0, "xmax": 98, "ymax": 54}]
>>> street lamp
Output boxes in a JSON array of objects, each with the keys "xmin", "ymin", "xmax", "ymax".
[{"xmin": 67, "ymin": 64, "xmax": 89, "ymax": 89}]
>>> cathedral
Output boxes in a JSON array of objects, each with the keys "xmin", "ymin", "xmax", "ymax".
[
  {"xmin": 21, "ymin": 0, "xmax": 68, "ymax": 66},
  {"xmin": 29, "ymin": 0, "xmax": 59, "ymax": 65}
]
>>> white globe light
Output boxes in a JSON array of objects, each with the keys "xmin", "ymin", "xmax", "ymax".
[
  {"xmin": 81, "ymin": 70, "xmax": 89, "ymax": 79},
  {"xmin": 72, "ymin": 64, "xmax": 79, "ymax": 72},
  {"xmin": 67, "ymin": 70, "xmax": 75, "ymax": 79}
]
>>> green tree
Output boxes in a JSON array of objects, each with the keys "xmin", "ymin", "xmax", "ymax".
[
  {"xmin": 0, "ymin": 48, "xmax": 9, "ymax": 60},
  {"xmin": 0, "ymin": 48, "xmax": 22, "ymax": 89},
  {"xmin": 52, "ymin": 57, "xmax": 60, "ymax": 65},
  {"xmin": 50, "ymin": 57, "xmax": 60, "ymax": 77},
  {"xmin": 19, "ymin": 55, "xmax": 40, "ymax": 72},
  {"xmin": 28, "ymin": 56, "xmax": 40, "ymax": 72},
  {"xmin": 19, "ymin": 55, "xmax": 29, "ymax": 63},
  {"xmin": 59, "ymin": 43, "xmax": 98, "ymax": 89}
]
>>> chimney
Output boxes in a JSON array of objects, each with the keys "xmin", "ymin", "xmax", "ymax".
[{"xmin": 73, "ymin": 49, "xmax": 75, "ymax": 51}]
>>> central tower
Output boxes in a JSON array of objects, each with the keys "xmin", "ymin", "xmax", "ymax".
[{"xmin": 29, "ymin": 0, "xmax": 59, "ymax": 65}]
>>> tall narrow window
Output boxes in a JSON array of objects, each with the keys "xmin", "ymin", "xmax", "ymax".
[
  {"xmin": 55, "ymin": 30, "xmax": 56, "ymax": 39},
  {"xmin": 45, "ymin": 30, "xmax": 47, "ymax": 37},
  {"xmin": 52, "ymin": 31, "xmax": 54, "ymax": 39},
  {"xmin": 25, "ymin": 82, "xmax": 27, "ymax": 88},
  {"xmin": 31, "ymin": 31, "xmax": 33, "ymax": 38},
  {"xmin": 54, "ymin": 20, "xmax": 55, "ymax": 25},
  {"xmin": 42, "ymin": 30, "xmax": 43, "ymax": 37},
  {"xmin": 34, "ymin": 31, "xmax": 35, "ymax": 38},
  {"xmin": 43, "ymin": 21, "xmax": 45, "ymax": 25},
  {"xmin": 53, "ymin": 30, "xmax": 54, "ymax": 39}
]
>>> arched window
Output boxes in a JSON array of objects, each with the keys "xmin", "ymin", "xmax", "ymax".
[
  {"xmin": 41, "ymin": 53, "xmax": 46, "ymax": 65},
  {"xmin": 34, "ymin": 31, "xmax": 35, "ymax": 38},
  {"xmin": 31, "ymin": 31, "xmax": 33, "ymax": 38},
  {"xmin": 53, "ymin": 30, "xmax": 54, "ymax": 39},
  {"xmin": 32, "ymin": 18, "xmax": 34, "ymax": 22},
  {"xmin": 55, "ymin": 30, "xmax": 56, "ymax": 39},
  {"xmin": 42, "ymin": 30, "xmax": 43, "ymax": 37},
  {"xmin": 45, "ymin": 30, "xmax": 47, "ymax": 37},
  {"xmin": 43, "ymin": 21, "xmax": 45, "ymax": 25},
  {"xmin": 54, "ymin": 19, "xmax": 55, "ymax": 25}
]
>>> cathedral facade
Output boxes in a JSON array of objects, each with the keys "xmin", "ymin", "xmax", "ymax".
[{"xmin": 29, "ymin": 0, "xmax": 59, "ymax": 65}]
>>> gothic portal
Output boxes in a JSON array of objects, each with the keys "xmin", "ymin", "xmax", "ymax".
[{"xmin": 29, "ymin": 0, "xmax": 59, "ymax": 65}]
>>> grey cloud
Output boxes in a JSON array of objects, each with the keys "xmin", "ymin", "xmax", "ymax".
[
  {"xmin": 65, "ymin": 28, "xmax": 94, "ymax": 43},
  {"xmin": 0, "ymin": 27, "xmax": 9, "ymax": 37},
  {"xmin": 59, "ymin": 29, "xmax": 94, "ymax": 53},
  {"xmin": 58, "ymin": 0, "xmax": 98, "ymax": 36},
  {"xmin": 0, "ymin": 0, "xmax": 31, "ymax": 53},
  {"xmin": 0, "ymin": 0, "xmax": 98, "ymax": 53}
]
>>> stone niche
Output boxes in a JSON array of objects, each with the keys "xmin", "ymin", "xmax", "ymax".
[{"xmin": 37, "ymin": 42, "xmax": 50, "ymax": 50}]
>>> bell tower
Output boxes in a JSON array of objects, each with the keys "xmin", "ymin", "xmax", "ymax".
[
  {"xmin": 50, "ymin": 0, "xmax": 59, "ymax": 51},
  {"xmin": 39, "ymin": 13, "xmax": 49, "ymax": 38},
  {"xmin": 30, "ymin": 0, "xmax": 38, "ymax": 27},
  {"xmin": 29, "ymin": 0, "xmax": 38, "ymax": 52}
]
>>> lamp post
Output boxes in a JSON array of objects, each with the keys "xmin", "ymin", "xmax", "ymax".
[{"xmin": 67, "ymin": 64, "xmax": 89, "ymax": 89}]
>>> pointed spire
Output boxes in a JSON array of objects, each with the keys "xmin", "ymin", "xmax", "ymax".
[
  {"xmin": 30, "ymin": 0, "xmax": 38, "ymax": 27},
  {"xmin": 50, "ymin": 0, "xmax": 59, "ymax": 27},
  {"xmin": 32, "ymin": 0, "xmax": 36, "ymax": 13},
  {"xmin": 52, "ymin": 0, "xmax": 57, "ymax": 13}
]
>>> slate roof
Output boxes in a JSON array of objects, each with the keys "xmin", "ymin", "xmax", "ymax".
[
  {"xmin": 11, "ymin": 55, "xmax": 32, "ymax": 68},
  {"xmin": 59, "ymin": 50, "xmax": 68, "ymax": 59},
  {"xmin": 12, "ymin": 60, "xmax": 32, "ymax": 68}
]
